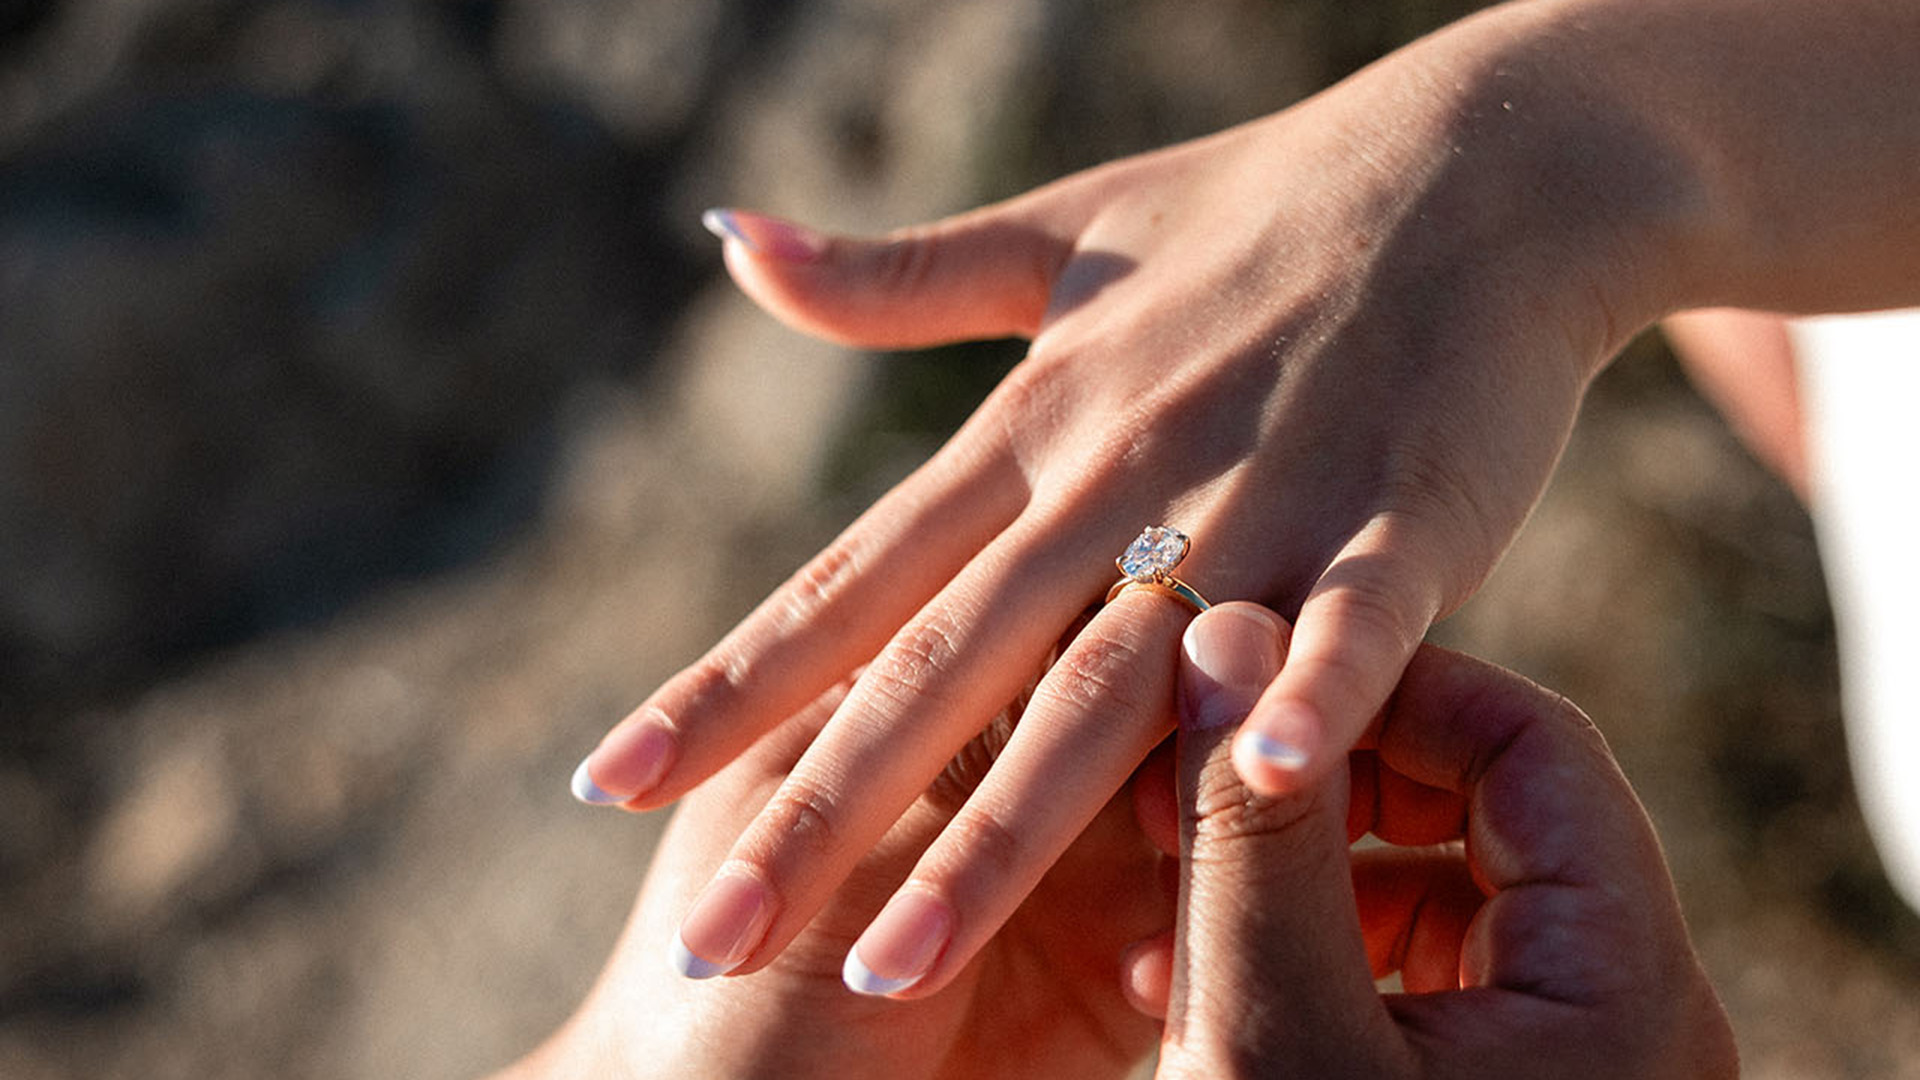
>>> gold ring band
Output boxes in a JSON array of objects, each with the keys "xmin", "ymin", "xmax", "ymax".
[
  {"xmin": 1104, "ymin": 577, "xmax": 1211, "ymax": 612},
  {"xmin": 1105, "ymin": 525, "xmax": 1212, "ymax": 614}
]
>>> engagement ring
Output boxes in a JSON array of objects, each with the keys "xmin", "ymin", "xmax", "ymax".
[{"xmin": 1105, "ymin": 525, "xmax": 1211, "ymax": 613}]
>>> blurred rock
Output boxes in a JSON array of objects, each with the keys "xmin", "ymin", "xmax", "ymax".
[
  {"xmin": 494, "ymin": 0, "xmax": 726, "ymax": 143},
  {"xmin": 84, "ymin": 729, "xmax": 243, "ymax": 928},
  {"xmin": 0, "ymin": 1, "xmax": 691, "ymax": 719}
]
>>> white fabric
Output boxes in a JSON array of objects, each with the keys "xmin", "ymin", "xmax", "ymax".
[{"xmin": 1793, "ymin": 309, "xmax": 1920, "ymax": 911}]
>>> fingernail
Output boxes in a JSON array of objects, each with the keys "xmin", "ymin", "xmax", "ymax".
[
  {"xmin": 701, "ymin": 208, "xmax": 827, "ymax": 263},
  {"xmin": 570, "ymin": 756, "xmax": 627, "ymax": 806},
  {"xmin": 669, "ymin": 930, "xmax": 734, "ymax": 980},
  {"xmin": 671, "ymin": 871, "xmax": 775, "ymax": 980},
  {"xmin": 843, "ymin": 889, "xmax": 953, "ymax": 996},
  {"xmin": 1246, "ymin": 730, "xmax": 1310, "ymax": 771},
  {"xmin": 575, "ymin": 714, "xmax": 678, "ymax": 806},
  {"xmin": 1234, "ymin": 700, "xmax": 1318, "ymax": 779},
  {"xmin": 1180, "ymin": 606, "xmax": 1285, "ymax": 730}
]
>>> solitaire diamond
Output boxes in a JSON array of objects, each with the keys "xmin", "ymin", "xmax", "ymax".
[{"xmin": 1118, "ymin": 526, "xmax": 1191, "ymax": 582}]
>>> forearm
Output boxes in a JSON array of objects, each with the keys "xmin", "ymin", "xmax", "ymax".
[{"xmin": 1500, "ymin": 0, "xmax": 1920, "ymax": 319}]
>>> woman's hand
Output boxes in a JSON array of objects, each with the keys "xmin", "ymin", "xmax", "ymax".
[
  {"xmin": 572, "ymin": 1, "xmax": 1697, "ymax": 995},
  {"xmin": 1142, "ymin": 603, "xmax": 1737, "ymax": 1079},
  {"xmin": 569, "ymin": 0, "xmax": 1920, "ymax": 1000},
  {"xmin": 513, "ymin": 672, "xmax": 1168, "ymax": 1080}
]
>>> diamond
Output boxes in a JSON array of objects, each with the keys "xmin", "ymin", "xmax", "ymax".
[{"xmin": 1117, "ymin": 526, "xmax": 1191, "ymax": 582}]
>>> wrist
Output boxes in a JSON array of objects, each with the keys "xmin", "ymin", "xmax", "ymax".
[
  {"xmin": 1437, "ymin": 0, "xmax": 1920, "ymax": 327},
  {"xmin": 1374, "ymin": 0, "xmax": 1730, "ymax": 370}
]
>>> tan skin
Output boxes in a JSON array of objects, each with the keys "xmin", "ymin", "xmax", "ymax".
[
  {"xmin": 505, "ymin": 602, "xmax": 1736, "ymax": 1078},
  {"xmin": 1150, "ymin": 605, "xmax": 1735, "ymax": 1079},
  {"xmin": 572, "ymin": 0, "xmax": 1920, "ymax": 1001},
  {"xmin": 1664, "ymin": 308, "xmax": 1808, "ymax": 500},
  {"xmin": 508, "ymin": 610, "xmax": 1179, "ymax": 1080}
]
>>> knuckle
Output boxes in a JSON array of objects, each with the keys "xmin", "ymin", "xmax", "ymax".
[
  {"xmin": 1031, "ymin": 630, "xmax": 1165, "ymax": 729},
  {"xmin": 1536, "ymin": 688, "xmax": 1619, "ymax": 772},
  {"xmin": 939, "ymin": 806, "xmax": 1030, "ymax": 885},
  {"xmin": 750, "ymin": 776, "xmax": 844, "ymax": 865},
  {"xmin": 988, "ymin": 356, "xmax": 1060, "ymax": 425},
  {"xmin": 1320, "ymin": 557, "xmax": 1428, "ymax": 653},
  {"xmin": 1384, "ymin": 445, "xmax": 1480, "ymax": 518},
  {"xmin": 772, "ymin": 534, "xmax": 863, "ymax": 632},
  {"xmin": 1378, "ymin": 443, "xmax": 1507, "ymax": 578},
  {"xmin": 861, "ymin": 613, "xmax": 965, "ymax": 711},
  {"xmin": 872, "ymin": 227, "xmax": 941, "ymax": 299},
  {"xmin": 663, "ymin": 652, "xmax": 747, "ymax": 719},
  {"xmin": 979, "ymin": 360, "xmax": 1071, "ymax": 479},
  {"xmin": 1474, "ymin": 662, "xmax": 1609, "ymax": 757}
]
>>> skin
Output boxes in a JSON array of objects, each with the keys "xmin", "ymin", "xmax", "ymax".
[
  {"xmin": 1664, "ymin": 308, "xmax": 1808, "ymax": 500},
  {"xmin": 507, "ymin": 659, "xmax": 1169, "ymax": 1080},
  {"xmin": 575, "ymin": 0, "xmax": 1920, "ymax": 997},
  {"xmin": 506, "ymin": 604, "xmax": 1738, "ymax": 1077},
  {"xmin": 506, "ymin": 630, "xmax": 1167, "ymax": 1076},
  {"xmin": 1151, "ymin": 606, "xmax": 1736, "ymax": 1079}
]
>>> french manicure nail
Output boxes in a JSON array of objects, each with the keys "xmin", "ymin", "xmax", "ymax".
[
  {"xmin": 843, "ymin": 889, "xmax": 953, "ymax": 996},
  {"xmin": 1250, "ymin": 699, "xmax": 1320, "ymax": 772},
  {"xmin": 570, "ymin": 756, "xmax": 627, "ymax": 806},
  {"xmin": 1181, "ymin": 607, "xmax": 1285, "ymax": 730},
  {"xmin": 572, "ymin": 714, "xmax": 679, "ymax": 808},
  {"xmin": 671, "ymin": 930, "xmax": 737, "ymax": 980},
  {"xmin": 1247, "ymin": 730, "xmax": 1310, "ymax": 771},
  {"xmin": 671, "ymin": 871, "xmax": 774, "ymax": 980},
  {"xmin": 700, "ymin": 208, "xmax": 828, "ymax": 263}
]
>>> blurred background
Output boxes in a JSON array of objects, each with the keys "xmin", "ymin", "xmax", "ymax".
[{"xmin": 1, "ymin": 0, "xmax": 1915, "ymax": 1076}]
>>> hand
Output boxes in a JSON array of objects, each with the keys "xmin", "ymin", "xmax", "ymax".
[
  {"xmin": 574, "ymin": 3, "xmax": 1691, "ymax": 993},
  {"xmin": 512, "ymin": 671, "xmax": 1167, "ymax": 1079},
  {"xmin": 1135, "ymin": 602, "xmax": 1737, "ymax": 1079}
]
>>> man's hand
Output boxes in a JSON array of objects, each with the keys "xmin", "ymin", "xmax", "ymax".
[{"xmin": 1141, "ymin": 602, "xmax": 1738, "ymax": 1079}]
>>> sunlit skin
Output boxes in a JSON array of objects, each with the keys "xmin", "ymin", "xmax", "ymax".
[
  {"xmin": 512, "ymin": 627, "xmax": 1173, "ymax": 1080},
  {"xmin": 571, "ymin": 0, "xmax": 1920, "ymax": 1002},
  {"xmin": 507, "ymin": 603, "xmax": 1736, "ymax": 1078},
  {"xmin": 1149, "ymin": 606, "xmax": 1735, "ymax": 1079},
  {"xmin": 1664, "ymin": 308, "xmax": 1808, "ymax": 500}
]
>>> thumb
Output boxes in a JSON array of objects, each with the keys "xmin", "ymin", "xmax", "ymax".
[
  {"xmin": 1163, "ymin": 603, "xmax": 1401, "ymax": 1076},
  {"xmin": 1232, "ymin": 524, "xmax": 1441, "ymax": 797},
  {"xmin": 701, "ymin": 203, "xmax": 1077, "ymax": 349}
]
